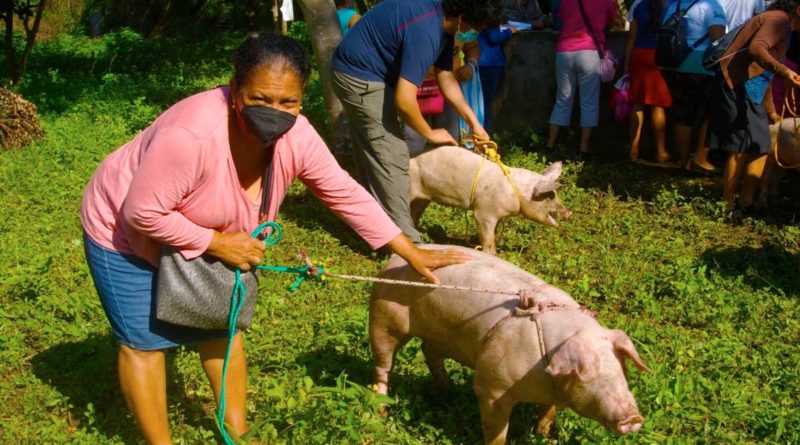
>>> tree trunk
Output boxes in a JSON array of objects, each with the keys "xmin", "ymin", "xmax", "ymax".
[
  {"xmin": 2, "ymin": 2, "xmax": 17, "ymax": 85},
  {"xmin": 16, "ymin": 0, "xmax": 46, "ymax": 85},
  {"xmin": 295, "ymin": 0, "xmax": 348, "ymax": 155}
]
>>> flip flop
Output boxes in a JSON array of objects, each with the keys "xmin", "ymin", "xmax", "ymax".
[{"xmin": 691, "ymin": 162, "xmax": 721, "ymax": 175}]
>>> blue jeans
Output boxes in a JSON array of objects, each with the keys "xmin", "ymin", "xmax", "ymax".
[
  {"xmin": 83, "ymin": 234, "xmax": 227, "ymax": 350},
  {"xmin": 549, "ymin": 50, "xmax": 601, "ymax": 128},
  {"xmin": 479, "ymin": 66, "xmax": 504, "ymax": 134}
]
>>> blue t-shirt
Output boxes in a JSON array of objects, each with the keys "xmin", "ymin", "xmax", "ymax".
[
  {"xmin": 630, "ymin": 0, "xmax": 675, "ymax": 48},
  {"xmin": 332, "ymin": 0, "xmax": 454, "ymax": 87},
  {"xmin": 478, "ymin": 28, "xmax": 514, "ymax": 68},
  {"xmin": 337, "ymin": 8, "xmax": 358, "ymax": 35},
  {"xmin": 663, "ymin": 0, "xmax": 726, "ymax": 74}
]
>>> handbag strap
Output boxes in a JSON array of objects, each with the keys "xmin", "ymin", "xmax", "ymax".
[
  {"xmin": 259, "ymin": 146, "xmax": 274, "ymax": 223},
  {"xmin": 576, "ymin": 0, "xmax": 605, "ymax": 59},
  {"xmin": 674, "ymin": 0, "xmax": 709, "ymax": 49}
]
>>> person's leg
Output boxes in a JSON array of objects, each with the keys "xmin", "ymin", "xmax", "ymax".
[
  {"xmin": 199, "ymin": 333, "xmax": 249, "ymax": 438},
  {"xmin": 82, "ymin": 236, "xmax": 178, "ymax": 445},
  {"xmin": 576, "ymin": 50, "xmax": 600, "ymax": 152},
  {"xmin": 692, "ymin": 121, "xmax": 716, "ymax": 171},
  {"xmin": 723, "ymin": 152, "xmax": 748, "ymax": 210},
  {"xmin": 548, "ymin": 52, "xmax": 577, "ymax": 148},
  {"xmin": 118, "ymin": 346, "xmax": 172, "ymax": 445},
  {"xmin": 479, "ymin": 66, "xmax": 502, "ymax": 135},
  {"xmin": 740, "ymin": 153, "xmax": 767, "ymax": 209},
  {"xmin": 652, "ymin": 106, "xmax": 670, "ymax": 162},
  {"xmin": 675, "ymin": 125, "xmax": 693, "ymax": 168},
  {"xmin": 331, "ymin": 71, "xmax": 422, "ymax": 242},
  {"xmin": 629, "ymin": 104, "xmax": 645, "ymax": 161}
]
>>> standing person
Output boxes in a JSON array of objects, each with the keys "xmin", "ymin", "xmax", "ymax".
[
  {"xmin": 659, "ymin": 0, "xmax": 726, "ymax": 169},
  {"xmin": 80, "ymin": 34, "xmax": 469, "ymax": 444},
  {"xmin": 545, "ymin": 0, "xmax": 618, "ymax": 155},
  {"xmin": 709, "ymin": 0, "xmax": 800, "ymax": 213},
  {"xmin": 625, "ymin": 0, "xmax": 675, "ymax": 164},
  {"xmin": 478, "ymin": 22, "xmax": 517, "ymax": 134},
  {"xmin": 332, "ymin": 0, "xmax": 497, "ymax": 244},
  {"xmin": 692, "ymin": 0, "xmax": 766, "ymax": 172},
  {"xmin": 336, "ymin": 0, "xmax": 361, "ymax": 35},
  {"xmin": 503, "ymin": 0, "xmax": 545, "ymax": 29}
]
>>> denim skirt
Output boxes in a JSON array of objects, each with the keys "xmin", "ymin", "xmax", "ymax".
[{"xmin": 83, "ymin": 234, "xmax": 228, "ymax": 350}]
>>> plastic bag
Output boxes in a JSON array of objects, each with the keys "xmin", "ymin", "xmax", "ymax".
[{"xmin": 610, "ymin": 74, "xmax": 632, "ymax": 122}]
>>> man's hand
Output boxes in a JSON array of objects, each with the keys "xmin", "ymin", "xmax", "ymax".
[{"xmin": 428, "ymin": 128, "xmax": 458, "ymax": 146}]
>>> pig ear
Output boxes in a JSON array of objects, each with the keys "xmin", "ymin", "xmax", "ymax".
[
  {"xmin": 532, "ymin": 181, "xmax": 562, "ymax": 199},
  {"xmin": 545, "ymin": 334, "xmax": 600, "ymax": 382},
  {"xmin": 607, "ymin": 329, "xmax": 652, "ymax": 373},
  {"xmin": 541, "ymin": 162, "xmax": 563, "ymax": 181}
]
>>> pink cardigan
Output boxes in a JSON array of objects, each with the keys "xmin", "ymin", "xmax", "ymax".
[{"xmin": 81, "ymin": 87, "xmax": 401, "ymax": 267}]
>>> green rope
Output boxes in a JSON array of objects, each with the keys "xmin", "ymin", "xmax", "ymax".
[{"xmin": 217, "ymin": 221, "xmax": 281, "ymax": 445}]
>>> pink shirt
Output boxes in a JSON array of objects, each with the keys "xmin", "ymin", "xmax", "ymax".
[
  {"xmin": 556, "ymin": 0, "xmax": 617, "ymax": 53},
  {"xmin": 81, "ymin": 87, "xmax": 401, "ymax": 267}
]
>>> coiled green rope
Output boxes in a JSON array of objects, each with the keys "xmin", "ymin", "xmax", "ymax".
[{"xmin": 217, "ymin": 221, "xmax": 281, "ymax": 444}]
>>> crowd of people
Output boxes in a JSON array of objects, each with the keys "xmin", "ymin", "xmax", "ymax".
[{"xmin": 77, "ymin": 0, "xmax": 800, "ymax": 443}]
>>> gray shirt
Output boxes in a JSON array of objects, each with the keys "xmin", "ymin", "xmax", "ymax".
[{"xmin": 503, "ymin": 0, "xmax": 543, "ymax": 23}]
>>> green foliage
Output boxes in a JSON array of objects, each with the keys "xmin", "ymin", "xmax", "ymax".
[{"xmin": 1, "ymin": 28, "xmax": 799, "ymax": 444}]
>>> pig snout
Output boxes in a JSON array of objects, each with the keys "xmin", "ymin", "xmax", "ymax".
[{"xmin": 615, "ymin": 414, "xmax": 644, "ymax": 435}]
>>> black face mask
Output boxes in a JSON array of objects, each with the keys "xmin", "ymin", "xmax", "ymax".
[{"xmin": 240, "ymin": 105, "xmax": 298, "ymax": 147}]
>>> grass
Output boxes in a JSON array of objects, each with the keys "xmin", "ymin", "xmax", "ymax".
[{"xmin": 1, "ymin": 27, "xmax": 799, "ymax": 444}]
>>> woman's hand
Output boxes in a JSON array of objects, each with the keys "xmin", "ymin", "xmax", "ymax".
[
  {"xmin": 769, "ymin": 111, "xmax": 782, "ymax": 124},
  {"xmin": 206, "ymin": 231, "xmax": 266, "ymax": 271},
  {"xmin": 386, "ymin": 234, "xmax": 471, "ymax": 284},
  {"xmin": 783, "ymin": 70, "xmax": 800, "ymax": 90},
  {"xmin": 455, "ymin": 64, "xmax": 474, "ymax": 83}
]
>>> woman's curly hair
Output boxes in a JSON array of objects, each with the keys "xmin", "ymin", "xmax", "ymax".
[
  {"xmin": 443, "ymin": 0, "xmax": 503, "ymax": 29},
  {"xmin": 233, "ymin": 32, "xmax": 311, "ymax": 86}
]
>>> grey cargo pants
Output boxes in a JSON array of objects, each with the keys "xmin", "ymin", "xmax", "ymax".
[{"xmin": 332, "ymin": 70, "xmax": 422, "ymax": 243}]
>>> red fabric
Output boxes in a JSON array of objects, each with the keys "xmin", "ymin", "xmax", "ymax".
[
  {"xmin": 629, "ymin": 48, "xmax": 672, "ymax": 107},
  {"xmin": 417, "ymin": 79, "xmax": 444, "ymax": 116}
]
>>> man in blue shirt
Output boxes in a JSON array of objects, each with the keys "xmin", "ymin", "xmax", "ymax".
[{"xmin": 333, "ymin": 0, "xmax": 500, "ymax": 243}]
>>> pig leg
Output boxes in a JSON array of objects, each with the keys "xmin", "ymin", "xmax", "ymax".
[
  {"xmin": 476, "ymin": 393, "xmax": 514, "ymax": 445},
  {"xmin": 473, "ymin": 212, "xmax": 498, "ymax": 254},
  {"xmin": 369, "ymin": 323, "xmax": 410, "ymax": 395},
  {"xmin": 410, "ymin": 198, "xmax": 431, "ymax": 225},
  {"xmin": 422, "ymin": 341, "xmax": 452, "ymax": 390},
  {"xmin": 535, "ymin": 405, "xmax": 557, "ymax": 438}
]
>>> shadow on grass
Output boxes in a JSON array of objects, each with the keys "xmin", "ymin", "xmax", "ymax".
[
  {"xmin": 701, "ymin": 242, "xmax": 800, "ymax": 296},
  {"xmin": 29, "ymin": 333, "xmax": 215, "ymax": 443},
  {"xmin": 294, "ymin": 344, "xmax": 550, "ymax": 444}
]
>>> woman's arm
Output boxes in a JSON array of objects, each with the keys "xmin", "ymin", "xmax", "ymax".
[
  {"xmin": 435, "ymin": 68, "xmax": 490, "ymax": 139},
  {"xmin": 295, "ymin": 124, "xmax": 469, "ymax": 281},
  {"xmin": 749, "ymin": 16, "xmax": 800, "ymax": 86},
  {"xmin": 122, "ymin": 126, "xmax": 265, "ymax": 269}
]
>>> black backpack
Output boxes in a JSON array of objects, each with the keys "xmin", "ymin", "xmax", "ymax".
[
  {"xmin": 655, "ymin": 0, "xmax": 708, "ymax": 69},
  {"xmin": 702, "ymin": 23, "xmax": 748, "ymax": 71}
]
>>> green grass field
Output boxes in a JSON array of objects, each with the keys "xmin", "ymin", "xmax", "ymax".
[{"xmin": 1, "ymin": 27, "xmax": 799, "ymax": 444}]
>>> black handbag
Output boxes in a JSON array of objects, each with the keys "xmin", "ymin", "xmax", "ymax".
[{"xmin": 154, "ymin": 148, "xmax": 274, "ymax": 330}]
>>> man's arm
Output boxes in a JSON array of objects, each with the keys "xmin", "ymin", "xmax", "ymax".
[
  {"xmin": 395, "ymin": 77, "xmax": 458, "ymax": 145},
  {"xmin": 435, "ymin": 68, "xmax": 489, "ymax": 139}
]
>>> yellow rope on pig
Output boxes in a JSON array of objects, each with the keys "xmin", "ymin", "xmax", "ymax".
[{"xmin": 462, "ymin": 134, "xmax": 524, "ymax": 207}]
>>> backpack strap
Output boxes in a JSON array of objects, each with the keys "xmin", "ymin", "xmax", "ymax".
[
  {"xmin": 676, "ymin": 0, "xmax": 710, "ymax": 50},
  {"xmin": 576, "ymin": 0, "xmax": 605, "ymax": 59}
]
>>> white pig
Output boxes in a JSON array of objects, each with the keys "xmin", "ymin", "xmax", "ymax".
[
  {"xmin": 370, "ymin": 245, "xmax": 650, "ymax": 444},
  {"xmin": 409, "ymin": 146, "xmax": 572, "ymax": 254}
]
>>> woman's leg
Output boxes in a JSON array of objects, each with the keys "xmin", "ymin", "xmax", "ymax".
[
  {"xmin": 675, "ymin": 124, "xmax": 693, "ymax": 168},
  {"xmin": 629, "ymin": 104, "xmax": 645, "ymax": 160},
  {"xmin": 548, "ymin": 52, "xmax": 577, "ymax": 148},
  {"xmin": 723, "ymin": 152, "xmax": 749, "ymax": 210},
  {"xmin": 652, "ymin": 106, "xmax": 670, "ymax": 162},
  {"xmin": 692, "ymin": 121, "xmax": 716, "ymax": 170},
  {"xmin": 118, "ymin": 345, "xmax": 172, "ymax": 445},
  {"xmin": 740, "ymin": 153, "xmax": 768, "ymax": 209},
  {"xmin": 576, "ymin": 50, "xmax": 601, "ymax": 152},
  {"xmin": 200, "ymin": 332, "xmax": 249, "ymax": 438}
]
